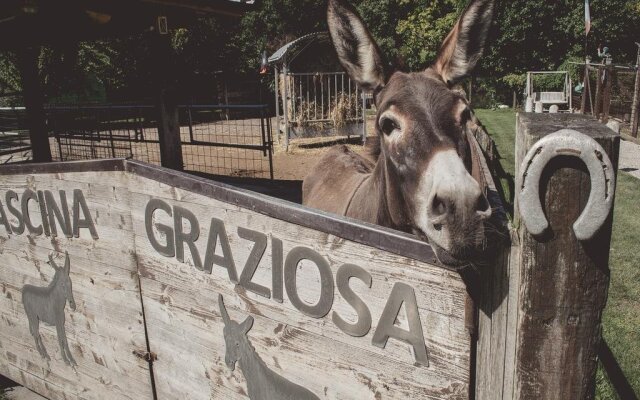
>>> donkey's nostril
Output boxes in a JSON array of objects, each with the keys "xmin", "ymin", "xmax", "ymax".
[
  {"xmin": 431, "ymin": 195, "xmax": 447, "ymax": 218},
  {"xmin": 475, "ymin": 195, "xmax": 492, "ymax": 219}
]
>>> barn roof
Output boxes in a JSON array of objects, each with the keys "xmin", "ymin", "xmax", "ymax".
[
  {"xmin": 0, "ymin": 0, "xmax": 258, "ymax": 49},
  {"xmin": 268, "ymin": 32, "xmax": 330, "ymax": 65}
]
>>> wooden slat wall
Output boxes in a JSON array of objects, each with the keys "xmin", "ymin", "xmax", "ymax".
[
  {"xmin": 475, "ymin": 113, "xmax": 620, "ymax": 400},
  {"xmin": 127, "ymin": 174, "xmax": 472, "ymax": 400},
  {"xmin": 0, "ymin": 171, "xmax": 153, "ymax": 400},
  {"xmin": 0, "ymin": 165, "xmax": 474, "ymax": 399}
]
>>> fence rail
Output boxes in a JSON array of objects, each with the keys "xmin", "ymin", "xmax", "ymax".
[
  {"xmin": 0, "ymin": 107, "xmax": 32, "ymax": 164},
  {"xmin": 276, "ymin": 71, "xmax": 368, "ymax": 147},
  {"xmin": 45, "ymin": 103, "xmax": 274, "ymax": 179}
]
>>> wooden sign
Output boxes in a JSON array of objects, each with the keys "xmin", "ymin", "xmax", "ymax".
[
  {"xmin": 0, "ymin": 160, "xmax": 473, "ymax": 399},
  {"xmin": 0, "ymin": 166, "xmax": 153, "ymax": 400}
]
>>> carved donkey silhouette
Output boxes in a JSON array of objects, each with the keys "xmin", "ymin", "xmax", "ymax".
[
  {"xmin": 22, "ymin": 252, "xmax": 77, "ymax": 366},
  {"xmin": 218, "ymin": 294, "xmax": 319, "ymax": 400}
]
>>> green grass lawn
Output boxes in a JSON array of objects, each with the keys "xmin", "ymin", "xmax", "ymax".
[{"xmin": 475, "ymin": 108, "xmax": 640, "ymax": 399}]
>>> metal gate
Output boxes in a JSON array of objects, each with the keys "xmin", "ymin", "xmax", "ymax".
[
  {"xmin": 0, "ymin": 107, "xmax": 32, "ymax": 164},
  {"xmin": 276, "ymin": 72, "xmax": 367, "ymax": 147},
  {"xmin": 47, "ymin": 104, "xmax": 274, "ymax": 179}
]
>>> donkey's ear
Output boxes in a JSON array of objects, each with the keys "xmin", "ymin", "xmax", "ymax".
[
  {"xmin": 240, "ymin": 316, "xmax": 254, "ymax": 334},
  {"xmin": 327, "ymin": 0, "xmax": 386, "ymax": 91},
  {"xmin": 218, "ymin": 294, "xmax": 231, "ymax": 325},
  {"xmin": 432, "ymin": 0, "xmax": 495, "ymax": 86},
  {"xmin": 48, "ymin": 254, "xmax": 59, "ymax": 270}
]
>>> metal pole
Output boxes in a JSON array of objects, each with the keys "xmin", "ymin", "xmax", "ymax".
[
  {"xmin": 362, "ymin": 90, "xmax": 367, "ymax": 145},
  {"xmin": 283, "ymin": 57, "xmax": 289, "ymax": 151},
  {"xmin": 569, "ymin": 76, "xmax": 573, "ymax": 112},
  {"xmin": 581, "ymin": 63, "xmax": 589, "ymax": 114},
  {"xmin": 630, "ymin": 43, "xmax": 640, "ymax": 138},
  {"xmin": 274, "ymin": 65, "xmax": 280, "ymax": 138}
]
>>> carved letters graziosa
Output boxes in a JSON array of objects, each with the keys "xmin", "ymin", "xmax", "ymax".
[{"xmin": 145, "ymin": 199, "xmax": 430, "ymax": 366}]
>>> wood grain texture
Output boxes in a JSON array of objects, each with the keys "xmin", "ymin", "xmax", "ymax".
[
  {"xmin": 513, "ymin": 113, "xmax": 619, "ymax": 400},
  {"xmin": 127, "ymin": 174, "xmax": 472, "ymax": 400},
  {"xmin": 0, "ymin": 172, "xmax": 153, "ymax": 400},
  {"xmin": 0, "ymin": 159, "xmax": 482, "ymax": 400},
  {"xmin": 468, "ymin": 123, "xmax": 515, "ymax": 400}
]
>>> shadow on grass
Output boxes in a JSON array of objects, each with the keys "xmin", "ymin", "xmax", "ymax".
[{"xmin": 599, "ymin": 340, "xmax": 640, "ymax": 399}]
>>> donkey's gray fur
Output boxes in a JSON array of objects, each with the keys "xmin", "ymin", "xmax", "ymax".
[
  {"xmin": 22, "ymin": 251, "xmax": 77, "ymax": 366},
  {"xmin": 305, "ymin": 0, "xmax": 495, "ymax": 266},
  {"xmin": 218, "ymin": 294, "xmax": 319, "ymax": 400}
]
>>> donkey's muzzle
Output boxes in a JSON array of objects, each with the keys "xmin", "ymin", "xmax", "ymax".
[{"xmin": 428, "ymin": 191, "xmax": 491, "ymax": 226}]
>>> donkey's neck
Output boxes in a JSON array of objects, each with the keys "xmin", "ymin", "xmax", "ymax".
[
  {"xmin": 347, "ymin": 157, "xmax": 412, "ymax": 232},
  {"xmin": 48, "ymin": 272, "xmax": 61, "ymax": 290},
  {"xmin": 237, "ymin": 338, "xmax": 272, "ymax": 393}
]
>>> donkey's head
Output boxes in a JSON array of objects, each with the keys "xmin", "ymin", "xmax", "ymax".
[
  {"xmin": 49, "ymin": 252, "xmax": 76, "ymax": 310},
  {"xmin": 218, "ymin": 294, "xmax": 253, "ymax": 371},
  {"xmin": 328, "ymin": 0, "xmax": 494, "ymax": 265}
]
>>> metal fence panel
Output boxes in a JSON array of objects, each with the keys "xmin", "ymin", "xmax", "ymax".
[
  {"xmin": 0, "ymin": 107, "xmax": 32, "ymax": 164},
  {"xmin": 45, "ymin": 104, "xmax": 273, "ymax": 179},
  {"xmin": 280, "ymin": 72, "xmax": 365, "ymax": 140}
]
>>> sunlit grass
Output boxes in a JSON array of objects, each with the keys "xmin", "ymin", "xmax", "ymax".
[{"xmin": 475, "ymin": 108, "xmax": 640, "ymax": 399}]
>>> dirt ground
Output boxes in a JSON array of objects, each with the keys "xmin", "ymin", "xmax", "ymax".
[
  {"xmin": 271, "ymin": 136, "xmax": 371, "ymax": 181},
  {"xmin": 46, "ymin": 116, "xmax": 376, "ymax": 182},
  {"xmin": 271, "ymin": 115, "xmax": 377, "ymax": 181}
]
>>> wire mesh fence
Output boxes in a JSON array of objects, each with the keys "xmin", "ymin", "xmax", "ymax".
[
  {"xmin": 179, "ymin": 105, "xmax": 273, "ymax": 178},
  {"xmin": 0, "ymin": 107, "xmax": 32, "ymax": 164},
  {"xmin": 609, "ymin": 70, "xmax": 636, "ymax": 122},
  {"xmin": 280, "ymin": 72, "xmax": 365, "ymax": 139},
  {"xmin": 582, "ymin": 66, "xmax": 638, "ymax": 123},
  {"xmin": 44, "ymin": 104, "xmax": 273, "ymax": 178},
  {"xmin": 48, "ymin": 105, "xmax": 160, "ymax": 163}
]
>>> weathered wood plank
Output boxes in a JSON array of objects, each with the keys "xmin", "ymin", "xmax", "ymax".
[
  {"xmin": 0, "ymin": 161, "xmax": 478, "ymax": 400},
  {"xmin": 512, "ymin": 113, "xmax": 619, "ymax": 400},
  {"xmin": 0, "ymin": 172, "xmax": 153, "ymax": 400},
  {"xmin": 468, "ymin": 121, "xmax": 514, "ymax": 400},
  {"xmin": 127, "ymin": 174, "xmax": 473, "ymax": 399}
]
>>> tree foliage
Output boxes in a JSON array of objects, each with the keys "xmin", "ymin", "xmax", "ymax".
[{"xmin": 0, "ymin": 0, "xmax": 638, "ymax": 103}]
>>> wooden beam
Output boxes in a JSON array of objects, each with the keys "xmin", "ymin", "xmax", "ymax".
[
  {"xmin": 601, "ymin": 67, "xmax": 613, "ymax": 123},
  {"xmin": 594, "ymin": 67, "xmax": 604, "ymax": 118},
  {"xmin": 17, "ymin": 45, "xmax": 52, "ymax": 163},
  {"xmin": 631, "ymin": 63, "xmax": 640, "ymax": 138},
  {"xmin": 138, "ymin": 0, "xmax": 254, "ymax": 17},
  {"xmin": 580, "ymin": 65, "xmax": 589, "ymax": 114},
  {"xmin": 152, "ymin": 33, "xmax": 183, "ymax": 171},
  {"xmin": 513, "ymin": 113, "xmax": 618, "ymax": 399},
  {"xmin": 156, "ymin": 88, "xmax": 183, "ymax": 171}
]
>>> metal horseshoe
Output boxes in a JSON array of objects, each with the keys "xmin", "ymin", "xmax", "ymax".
[{"xmin": 518, "ymin": 129, "xmax": 615, "ymax": 241}]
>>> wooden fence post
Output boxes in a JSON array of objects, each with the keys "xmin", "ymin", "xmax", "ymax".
[
  {"xmin": 16, "ymin": 46, "xmax": 52, "ymax": 163},
  {"xmin": 601, "ymin": 67, "xmax": 613, "ymax": 123},
  {"xmin": 631, "ymin": 60, "xmax": 640, "ymax": 138},
  {"xmin": 513, "ymin": 113, "xmax": 618, "ymax": 399},
  {"xmin": 152, "ymin": 32, "xmax": 183, "ymax": 171},
  {"xmin": 156, "ymin": 89, "xmax": 183, "ymax": 171},
  {"xmin": 476, "ymin": 113, "xmax": 620, "ymax": 400},
  {"xmin": 593, "ymin": 67, "xmax": 604, "ymax": 118}
]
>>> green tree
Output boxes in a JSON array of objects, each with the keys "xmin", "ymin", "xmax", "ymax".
[
  {"xmin": 231, "ymin": 0, "xmax": 327, "ymax": 73},
  {"xmin": 395, "ymin": 0, "xmax": 466, "ymax": 70}
]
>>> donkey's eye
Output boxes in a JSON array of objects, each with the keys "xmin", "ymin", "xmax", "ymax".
[{"xmin": 380, "ymin": 117, "xmax": 399, "ymax": 135}]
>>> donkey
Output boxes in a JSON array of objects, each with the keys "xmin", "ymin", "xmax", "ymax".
[
  {"xmin": 303, "ymin": 0, "xmax": 495, "ymax": 266},
  {"xmin": 218, "ymin": 294, "xmax": 319, "ymax": 400},
  {"xmin": 22, "ymin": 251, "xmax": 77, "ymax": 366}
]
